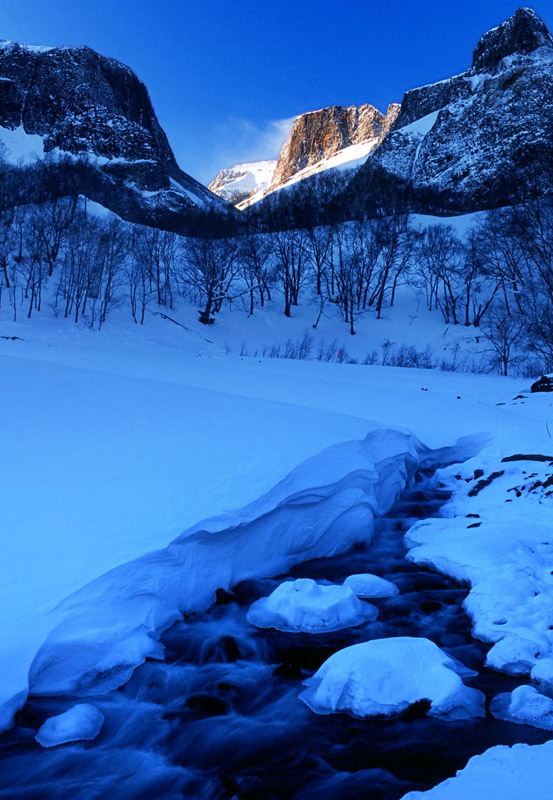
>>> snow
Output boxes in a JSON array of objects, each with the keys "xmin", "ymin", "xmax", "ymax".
[
  {"xmin": 0, "ymin": 39, "xmax": 54, "ymax": 53},
  {"xmin": 405, "ymin": 456, "xmax": 553, "ymax": 675},
  {"xmin": 343, "ymin": 573, "xmax": 399, "ymax": 598},
  {"xmin": 246, "ymin": 578, "xmax": 378, "ymax": 633},
  {"xmin": 35, "ymin": 703, "xmax": 104, "ymax": 747},
  {"xmin": 300, "ymin": 637, "xmax": 485, "ymax": 719},
  {"xmin": 399, "ymin": 110, "xmax": 440, "ymax": 137},
  {"xmin": 0, "ymin": 125, "xmax": 45, "ymax": 164},
  {"xmin": 402, "ymin": 741, "xmax": 553, "ymax": 799},
  {"xmin": 531, "ymin": 657, "xmax": 553, "ymax": 692},
  {"xmin": 27, "ymin": 427, "xmax": 422, "ymax": 698},
  {"xmin": 0, "ymin": 291, "xmax": 548, "ymax": 731},
  {"xmin": 208, "ymin": 160, "xmax": 277, "ymax": 201},
  {"xmin": 491, "ymin": 684, "xmax": 553, "ymax": 730}
]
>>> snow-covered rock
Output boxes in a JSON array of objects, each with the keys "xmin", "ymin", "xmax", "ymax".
[
  {"xmin": 491, "ymin": 684, "xmax": 553, "ymax": 730},
  {"xmin": 343, "ymin": 573, "xmax": 399, "ymax": 598},
  {"xmin": 35, "ymin": 704, "xmax": 104, "ymax": 747},
  {"xmin": 406, "ymin": 455, "xmax": 553, "ymax": 677},
  {"xmin": 0, "ymin": 39, "xmax": 230, "ymax": 232},
  {"xmin": 215, "ymin": 103, "xmax": 400, "ymax": 208},
  {"xmin": 531, "ymin": 657, "xmax": 553, "ymax": 692},
  {"xmin": 246, "ymin": 578, "xmax": 377, "ymax": 633},
  {"xmin": 300, "ymin": 637, "xmax": 485, "ymax": 720}
]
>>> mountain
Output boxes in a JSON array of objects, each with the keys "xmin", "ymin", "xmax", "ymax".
[
  {"xmin": 0, "ymin": 40, "xmax": 231, "ymax": 232},
  {"xmin": 209, "ymin": 103, "xmax": 399, "ymax": 207},
  {"xmin": 208, "ymin": 160, "xmax": 277, "ymax": 205},
  {"xmin": 350, "ymin": 7, "xmax": 553, "ymax": 215},
  {"xmin": 210, "ymin": 8, "xmax": 553, "ymax": 219}
]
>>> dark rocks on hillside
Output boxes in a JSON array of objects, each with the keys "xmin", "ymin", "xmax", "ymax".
[
  {"xmin": 0, "ymin": 41, "xmax": 230, "ymax": 233},
  {"xmin": 472, "ymin": 7, "xmax": 553, "ymax": 71},
  {"xmin": 531, "ymin": 375, "xmax": 553, "ymax": 393}
]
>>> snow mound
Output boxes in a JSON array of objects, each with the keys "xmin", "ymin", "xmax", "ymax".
[
  {"xmin": 300, "ymin": 637, "xmax": 485, "ymax": 720},
  {"xmin": 531, "ymin": 657, "xmax": 553, "ymax": 692},
  {"xmin": 27, "ymin": 429, "xmax": 429, "ymax": 701},
  {"xmin": 491, "ymin": 684, "xmax": 553, "ymax": 730},
  {"xmin": 343, "ymin": 573, "xmax": 399, "ymax": 598},
  {"xmin": 35, "ymin": 703, "xmax": 104, "ymax": 747},
  {"xmin": 246, "ymin": 578, "xmax": 377, "ymax": 633},
  {"xmin": 402, "ymin": 741, "xmax": 553, "ymax": 799}
]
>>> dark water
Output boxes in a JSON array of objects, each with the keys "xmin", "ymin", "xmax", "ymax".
[{"xmin": 1, "ymin": 474, "xmax": 551, "ymax": 800}]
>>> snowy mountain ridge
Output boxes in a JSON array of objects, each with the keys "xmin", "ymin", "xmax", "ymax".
[{"xmin": 207, "ymin": 159, "xmax": 277, "ymax": 204}]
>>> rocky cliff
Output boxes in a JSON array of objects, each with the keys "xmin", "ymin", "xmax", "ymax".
[
  {"xmin": 351, "ymin": 7, "xmax": 553, "ymax": 215},
  {"xmin": 0, "ymin": 40, "xmax": 230, "ymax": 232},
  {"xmin": 270, "ymin": 103, "xmax": 384, "ymax": 187},
  {"xmin": 210, "ymin": 102, "xmax": 399, "ymax": 208}
]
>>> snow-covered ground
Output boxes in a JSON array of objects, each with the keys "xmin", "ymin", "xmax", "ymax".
[{"xmin": 1, "ymin": 288, "xmax": 553, "ymax": 794}]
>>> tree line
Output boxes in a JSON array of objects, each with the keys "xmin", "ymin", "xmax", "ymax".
[{"xmin": 1, "ymin": 191, "xmax": 553, "ymax": 376}]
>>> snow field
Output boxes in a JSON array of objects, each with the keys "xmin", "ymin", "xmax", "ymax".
[{"xmin": 1, "ymin": 298, "xmax": 553, "ymax": 794}]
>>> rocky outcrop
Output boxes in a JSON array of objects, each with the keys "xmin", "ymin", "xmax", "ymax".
[
  {"xmin": 271, "ymin": 103, "xmax": 384, "ymax": 188},
  {"xmin": 351, "ymin": 8, "xmax": 553, "ymax": 216},
  {"xmin": 0, "ymin": 40, "xmax": 231, "ymax": 232},
  {"xmin": 472, "ymin": 6, "xmax": 553, "ymax": 71},
  {"xmin": 209, "ymin": 102, "xmax": 399, "ymax": 208}
]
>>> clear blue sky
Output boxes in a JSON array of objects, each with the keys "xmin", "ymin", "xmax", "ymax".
[{"xmin": 1, "ymin": 0, "xmax": 551, "ymax": 184}]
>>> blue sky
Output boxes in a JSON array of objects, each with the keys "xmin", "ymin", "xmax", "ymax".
[{"xmin": 1, "ymin": 0, "xmax": 552, "ymax": 183}]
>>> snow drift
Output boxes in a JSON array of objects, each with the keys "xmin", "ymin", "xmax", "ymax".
[{"xmin": 20, "ymin": 429, "xmax": 479, "ymax": 722}]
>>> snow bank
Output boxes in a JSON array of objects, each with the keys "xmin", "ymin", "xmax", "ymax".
[
  {"xmin": 343, "ymin": 573, "xmax": 399, "ymax": 598},
  {"xmin": 402, "ymin": 741, "xmax": 553, "ymax": 799},
  {"xmin": 246, "ymin": 578, "xmax": 377, "ymax": 633},
  {"xmin": 406, "ymin": 453, "xmax": 553, "ymax": 675},
  {"xmin": 27, "ymin": 429, "xmax": 425, "ymax": 701},
  {"xmin": 300, "ymin": 637, "xmax": 485, "ymax": 720},
  {"xmin": 35, "ymin": 704, "xmax": 104, "ymax": 747}
]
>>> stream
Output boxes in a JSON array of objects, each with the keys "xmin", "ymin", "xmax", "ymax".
[{"xmin": 1, "ymin": 470, "xmax": 551, "ymax": 799}]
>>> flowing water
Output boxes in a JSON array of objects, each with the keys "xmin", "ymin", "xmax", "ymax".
[{"xmin": 1, "ymin": 472, "xmax": 551, "ymax": 799}]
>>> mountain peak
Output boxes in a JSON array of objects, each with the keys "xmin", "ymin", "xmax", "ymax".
[{"xmin": 472, "ymin": 7, "xmax": 553, "ymax": 71}]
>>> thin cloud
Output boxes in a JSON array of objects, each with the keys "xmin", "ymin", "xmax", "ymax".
[{"xmin": 201, "ymin": 116, "xmax": 295, "ymax": 183}]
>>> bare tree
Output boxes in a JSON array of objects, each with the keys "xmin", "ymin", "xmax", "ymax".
[
  {"xmin": 415, "ymin": 225, "xmax": 463, "ymax": 324},
  {"xmin": 237, "ymin": 232, "xmax": 273, "ymax": 315},
  {"xmin": 183, "ymin": 237, "xmax": 239, "ymax": 324},
  {"xmin": 272, "ymin": 228, "xmax": 308, "ymax": 317},
  {"xmin": 481, "ymin": 303, "xmax": 526, "ymax": 376}
]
